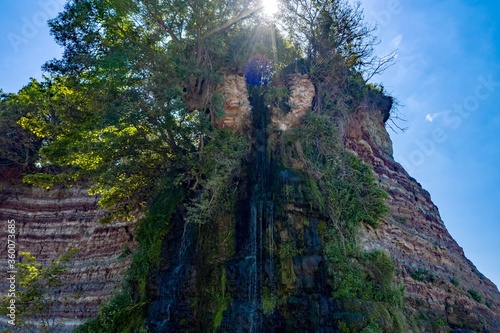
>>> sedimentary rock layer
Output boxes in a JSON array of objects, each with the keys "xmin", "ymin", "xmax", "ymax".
[
  {"xmin": 344, "ymin": 103, "xmax": 500, "ymax": 330},
  {"xmin": 0, "ymin": 182, "xmax": 135, "ymax": 329}
]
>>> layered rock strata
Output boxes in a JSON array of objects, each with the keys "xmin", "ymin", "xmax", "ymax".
[
  {"xmin": 0, "ymin": 182, "xmax": 135, "ymax": 330},
  {"xmin": 344, "ymin": 103, "xmax": 500, "ymax": 331}
]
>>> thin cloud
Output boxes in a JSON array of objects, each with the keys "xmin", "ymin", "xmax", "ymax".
[{"xmin": 425, "ymin": 112, "xmax": 443, "ymax": 122}]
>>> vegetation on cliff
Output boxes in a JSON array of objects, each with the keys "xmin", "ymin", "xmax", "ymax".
[{"xmin": 0, "ymin": 0, "xmax": 411, "ymax": 332}]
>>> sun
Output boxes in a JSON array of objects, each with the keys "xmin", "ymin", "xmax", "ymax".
[{"xmin": 262, "ymin": 0, "xmax": 279, "ymax": 16}]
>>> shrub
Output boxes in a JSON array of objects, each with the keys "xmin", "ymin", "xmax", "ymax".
[
  {"xmin": 450, "ymin": 277, "xmax": 460, "ymax": 286},
  {"xmin": 75, "ymin": 183, "xmax": 185, "ymax": 333},
  {"xmin": 410, "ymin": 267, "xmax": 435, "ymax": 283},
  {"xmin": 467, "ymin": 289, "xmax": 483, "ymax": 303}
]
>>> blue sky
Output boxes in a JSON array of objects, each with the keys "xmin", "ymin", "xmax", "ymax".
[
  {"xmin": 363, "ymin": 0, "xmax": 500, "ymax": 287},
  {"xmin": 0, "ymin": 1, "xmax": 499, "ymax": 287},
  {"xmin": 0, "ymin": 0, "xmax": 65, "ymax": 93}
]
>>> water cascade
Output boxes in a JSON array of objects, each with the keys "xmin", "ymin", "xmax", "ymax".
[
  {"xmin": 226, "ymin": 84, "xmax": 275, "ymax": 332},
  {"xmin": 146, "ymin": 71, "xmax": 337, "ymax": 332}
]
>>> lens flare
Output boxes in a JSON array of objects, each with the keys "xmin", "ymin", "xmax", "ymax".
[{"xmin": 263, "ymin": 0, "xmax": 279, "ymax": 16}]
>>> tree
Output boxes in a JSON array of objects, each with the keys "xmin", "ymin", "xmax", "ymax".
[
  {"xmin": 279, "ymin": 0, "xmax": 394, "ymax": 80},
  {"xmin": 0, "ymin": 250, "xmax": 78, "ymax": 333},
  {"xmin": 17, "ymin": 0, "xmax": 394, "ymax": 221},
  {"xmin": 0, "ymin": 89, "xmax": 42, "ymax": 170},
  {"xmin": 19, "ymin": 0, "xmax": 273, "ymax": 221}
]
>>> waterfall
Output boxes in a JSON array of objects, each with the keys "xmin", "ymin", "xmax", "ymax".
[
  {"xmin": 147, "ymin": 216, "xmax": 195, "ymax": 332},
  {"xmin": 244, "ymin": 84, "xmax": 277, "ymax": 332}
]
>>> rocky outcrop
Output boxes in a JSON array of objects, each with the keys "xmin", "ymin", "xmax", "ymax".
[
  {"xmin": 271, "ymin": 74, "xmax": 316, "ymax": 131},
  {"xmin": 147, "ymin": 81, "xmax": 500, "ymax": 332},
  {"xmin": 344, "ymin": 103, "xmax": 500, "ymax": 331},
  {"xmin": 3, "ymin": 74, "xmax": 499, "ymax": 332},
  {"xmin": 218, "ymin": 74, "xmax": 252, "ymax": 130},
  {"xmin": 0, "ymin": 181, "xmax": 135, "ymax": 331}
]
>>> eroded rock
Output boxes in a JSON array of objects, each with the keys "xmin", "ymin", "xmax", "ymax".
[
  {"xmin": 271, "ymin": 74, "xmax": 315, "ymax": 131},
  {"xmin": 217, "ymin": 74, "xmax": 252, "ymax": 131},
  {"xmin": 344, "ymin": 104, "xmax": 500, "ymax": 331}
]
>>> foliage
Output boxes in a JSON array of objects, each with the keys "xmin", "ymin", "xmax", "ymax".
[
  {"xmin": 212, "ymin": 268, "xmax": 231, "ymax": 332},
  {"xmin": 278, "ymin": 100, "xmax": 405, "ymax": 331},
  {"xmin": 294, "ymin": 112, "xmax": 388, "ymax": 231},
  {"xmin": 187, "ymin": 129, "xmax": 249, "ymax": 224},
  {"xmin": 278, "ymin": 240, "xmax": 302, "ymax": 259},
  {"xmin": 75, "ymin": 183, "xmax": 184, "ymax": 333},
  {"xmin": 15, "ymin": 0, "xmax": 395, "ymax": 221},
  {"xmin": 360, "ymin": 321, "xmax": 384, "ymax": 333},
  {"xmin": 410, "ymin": 267, "xmax": 436, "ymax": 283},
  {"xmin": 279, "ymin": 0, "xmax": 394, "ymax": 80},
  {"xmin": 190, "ymin": 129, "xmax": 249, "ymax": 329},
  {"xmin": 431, "ymin": 317, "xmax": 448, "ymax": 329},
  {"xmin": 19, "ymin": 70, "xmax": 198, "ymax": 222},
  {"xmin": 262, "ymin": 286, "xmax": 278, "ymax": 315},
  {"xmin": 0, "ymin": 89, "xmax": 42, "ymax": 170},
  {"xmin": 450, "ymin": 277, "xmax": 460, "ymax": 286},
  {"xmin": 4, "ymin": 0, "xmax": 402, "ymax": 330},
  {"xmin": 467, "ymin": 289, "xmax": 483, "ymax": 303},
  {"xmin": 0, "ymin": 250, "xmax": 78, "ymax": 333},
  {"xmin": 18, "ymin": 0, "xmax": 271, "ymax": 222}
]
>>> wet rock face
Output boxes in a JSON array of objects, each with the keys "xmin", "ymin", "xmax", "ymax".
[
  {"xmin": 0, "ymin": 183, "xmax": 135, "ymax": 331},
  {"xmin": 146, "ymin": 83, "xmax": 338, "ymax": 333},
  {"xmin": 344, "ymin": 103, "xmax": 500, "ymax": 331},
  {"xmin": 217, "ymin": 74, "xmax": 252, "ymax": 130},
  {"xmin": 147, "ymin": 81, "xmax": 500, "ymax": 332}
]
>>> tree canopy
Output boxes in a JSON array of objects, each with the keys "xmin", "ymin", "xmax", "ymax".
[{"xmin": 1, "ymin": 0, "xmax": 391, "ymax": 221}]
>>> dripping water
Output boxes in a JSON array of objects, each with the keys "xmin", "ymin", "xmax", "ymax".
[
  {"xmin": 147, "ymin": 215, "xmax": 195, "ymax": 332},
  {"xmin": 245, "ymin": 84, "xmax": 276, "ymax": 332}
]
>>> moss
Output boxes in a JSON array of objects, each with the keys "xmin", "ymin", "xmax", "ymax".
[
  {"xmin": 262, "ymin": 286, "xmax": 278, "ymax": 315},
  {"xmin": 338, "ymin": 320, "xmax": 351, "ymax": 333},
  {"xmin": 278, "ymin": 103, "xmax": 406, "ymax": 331},
  {"xmin": 280, "ymin": 258, "xmax": 297, "ymax": 290},
  {"xmin": 410, "ymin": 267, "xmax": 436, "ymax": 283},
  {"xmin": 213, "ymin": 267, "xmax": 231, "ymax": 332},
  {"xmin": 195, "ymin": 214, "xmax": 237, "ymax": 331},
  {"xmin": 431, "ymin": 317, "xmax": 448, "ymax": 329},
  {"xmin": 450, "ymin": 277, "xmax": 460, "ymax": 286},
  {"xmin": 317, "ymin": 220, "xmax": 328, "ymax": 234},
  {"xmin": 360, "ymin": 321, "xmax": 384, "ymax": 333},
  {"xmin": 279, "ymin": 240, "xmax": 301, "ymax": 259},
  {"xmin": 183, "ymin": 128, "xmax": 247, "ymax": 331},
  {"xmin": 335, "ymin": 299, "xmax": 407, "ymax": 333}
]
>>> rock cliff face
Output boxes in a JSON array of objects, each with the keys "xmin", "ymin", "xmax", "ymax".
[
  {"xmin": 0, "ymin": 177, "xmax": 135, "ymax": 331},
  {"xmin": 344, "ymin": 104, "xmax": 500, "ymax": 331},
  {"xmin": 2, "ymin": 73, "xmax": 499, "ymax": 332},
  {"xmin": 147, "ymin": 74, "xmax": 500, "ymax": 332}
]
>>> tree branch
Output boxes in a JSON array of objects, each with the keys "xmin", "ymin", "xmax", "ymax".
[{"xmin": 201, "ymin": 5, "xmax": 264, "ymax": 40}]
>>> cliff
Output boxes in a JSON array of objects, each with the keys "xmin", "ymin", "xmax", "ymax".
[
  {"xmin": 0, "ymin": 172, "xmax": 136, "ymax": 331},
  {"xmin": 2, "ymin": 73, "xmax": 500, "ymax": 333},
  {"xmin": 344, "ymin": 104, "xmax": 500, "ymax": 331},
  {"xmin": 144, "ymin": 74, "xmax": 500, "ymax": 332}
]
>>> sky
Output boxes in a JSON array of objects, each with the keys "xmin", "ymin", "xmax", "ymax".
[
  {"xmin": 0, "ymin": 1, "xmax": 499, "ymax": 287},
  {"xmin": 362, "ymin": 0, "xmax": 500, "ymax": 288}
]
